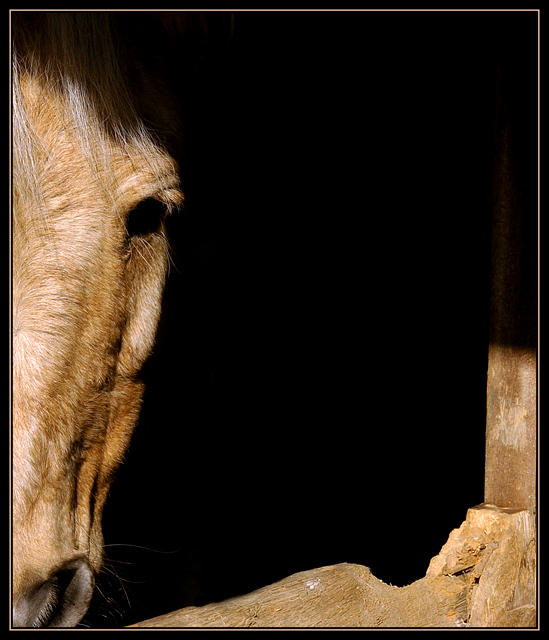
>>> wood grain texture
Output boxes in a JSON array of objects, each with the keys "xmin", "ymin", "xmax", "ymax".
[
  {"xmin": 130, "ymin": 504, "xmax": 536, "ymax": 628},
  {"xmin": 427, "ymin": 503, "xmax": 536, "ymax": 628},
  {"xmin": 130, "ymin": 563, "xmax": 467, "ymax": 628},
  {"xmin": 484, "ymin": 13, "xmax": 537, "ymax": 513}
]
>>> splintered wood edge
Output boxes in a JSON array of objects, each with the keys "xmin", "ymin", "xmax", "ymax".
[
  {"xmin": 426, "ymin": 502, "xmax": 537, "ymax": 628},
  {"xmin": 129, "ymin": 504, "xmax": 536, "ymax": 628}
]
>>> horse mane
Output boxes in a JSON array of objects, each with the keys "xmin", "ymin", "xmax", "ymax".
[{"xmin": 12, "ymin": 12, "xmax": 185, "ymax": 145}]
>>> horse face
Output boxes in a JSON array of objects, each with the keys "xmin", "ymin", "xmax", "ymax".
[{"xmin": 12, "ymin": 66, "xmax": 182, "ymax": 627}]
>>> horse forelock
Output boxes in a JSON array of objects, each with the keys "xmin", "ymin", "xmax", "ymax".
[{"xmin": 14, "ymin": 13, "xmax": 145, "ymax": 139}]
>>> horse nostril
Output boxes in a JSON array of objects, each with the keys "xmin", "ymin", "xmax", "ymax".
[{"xmin": 13, "ymin": 558, "xmax": 94, "ymax": 628}]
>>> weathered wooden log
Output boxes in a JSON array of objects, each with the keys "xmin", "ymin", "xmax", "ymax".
[
  {"xmin": 129, "ymin": 504, "xmax": 536, "ymax": 628},
  {"xmin": 130, "ymin": 563, "xmax": 468, "ymax": 628}
]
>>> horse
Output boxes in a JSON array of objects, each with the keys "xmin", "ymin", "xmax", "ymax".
[{"xmin": 11, "ymin": 11, "xmax": 225, "ymax": 627}]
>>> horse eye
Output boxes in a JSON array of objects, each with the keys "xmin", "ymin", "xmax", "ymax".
[{"xmin": 126, "ymin": 197, "xmax": 166, "ymax": 238}]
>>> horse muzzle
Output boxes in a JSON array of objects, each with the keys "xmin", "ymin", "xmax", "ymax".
[{"xmin": 12, "ymin": 557, "xmax": 94, "ymax": 628}]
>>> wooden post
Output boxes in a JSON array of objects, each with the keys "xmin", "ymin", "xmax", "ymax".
[{"xmin": 484, "ymin": 14, "xmax": 538, "ymax": 514}]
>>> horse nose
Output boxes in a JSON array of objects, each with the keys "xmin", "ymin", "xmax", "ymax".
[{"xmin": 12, "ymin": 557, "xmax": 94, "ymax": 628}]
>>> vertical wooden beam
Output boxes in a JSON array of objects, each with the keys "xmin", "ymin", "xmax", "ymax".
[{"xmin": 484, "ymin": 14, "xmax": 538, "ymax": 514}]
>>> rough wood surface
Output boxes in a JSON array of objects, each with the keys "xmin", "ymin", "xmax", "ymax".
[
  {"xmin": 130, "ymin": 504, "xmax": 536, "ymax": 628},
  {"xmin": 484, "ymin": 13, "xmax": 537, "ymax": 513},
  {"xmin": 130, "ymin": 563, "xmax": 468, "ymax": 628},
  {"xmin": 426, "ymin": 503, "xmax": 536, "ymax": 628}
]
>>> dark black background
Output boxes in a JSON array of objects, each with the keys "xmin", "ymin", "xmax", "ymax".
[{"xmin": 83, "ymin": 10, "xmax": 531, "ymax": 628}]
